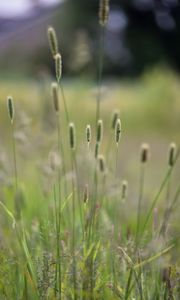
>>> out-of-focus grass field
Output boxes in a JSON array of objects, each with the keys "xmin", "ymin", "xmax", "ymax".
[
  {"xmin": 0, "ymin": 67, "xmax": 179, "ymax": 241},
  {"xmin": 0, "ymin": 68, "xmax": 180, "ymax": 299},
  {"xmin": 0, "ymin": 67, "xmax": 179, "ymax": 176}
]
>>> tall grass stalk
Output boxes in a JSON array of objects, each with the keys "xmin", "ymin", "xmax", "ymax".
[
  {"xmin": 53, "ymin": 183, "xmax": 59, "ymax": 296},
  {"xmin": 96, "ymin": 25, "xmax": 105, "ymax": 127},
  {"xmin": 52, "ymin": 82, "xmax": 63, "ymax": 298},
  {"xmin": 159, "ymin": 143, "xmax": 176, "ymax": 237},
  {"xmin": 59, "ymin": 81, "xmax": 70, "ymax": 124},
  {"xmin": 69, "ymin": 123, "xmax": 77, "ymax": 299},
  {"xmin": 7, "ymin": 96, "xmax": 18, "ymax": 191},
  {"xmin": 96, "ymin": 0, "xmax": 110, "ymax": 126},
  {"xmin": 71, "ymin": 153, "xmax": 77, "ymax": 300},
  {"xmin": 135, "ymin": 144, "xmax": 149, "ymax": 248}
]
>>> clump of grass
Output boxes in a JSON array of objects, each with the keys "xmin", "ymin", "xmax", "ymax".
[{"xmin": 0, "ymin": 7, "xmax": 180, "ymax": 300}]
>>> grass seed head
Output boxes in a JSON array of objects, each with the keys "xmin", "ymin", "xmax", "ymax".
[
  {"xmin": 168, "ymin": 142, "xmax": 176, "ymax": 167},
  {"xmin": 51, "ymin": 82, "xmax": 59, "ymax": 113},
  {"xmin": 55, "ymin": 53, "xmax": 62, "ymax": 82},
  {"xmin": 47, "ymin": 26, "xmax": 58, "ymax": 58},
  {"xmin": 86, "ymin": 124, "xmax": 91, "ymax": 145},
  {"xmin": 99, "ymin": 0, "xmax": 110, "ymax": 27},
  {"xmin": 69, "ymin": 122, "xmax": 76, "ymax": 150},
  {"xmin": 97, "ymin": 119, "xmax": 103, "ymax": 143},
  {"xmin": 115, "ymin": 118, "xmax": 121, "ymax": 144},
  {"xmin": 140, "ymin": 143, "xmax": 150, "ymax": 163},
  {"xmin": 98, "ymin": 154, "xmax": 106, "ymax": 173},
  {"xmin": 7, "ymin": 96, "xmax": 14, "ymax": 124},
  {"xmin": 121, "ymin": 180, "xmax": 128, "ymax": 200},
  {"xmin": 111, "ymin": 109, "xmax": 119, "ymax": 129}
]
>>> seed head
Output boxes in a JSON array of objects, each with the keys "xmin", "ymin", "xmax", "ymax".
[
  {"xmin": 140, "ymin": 143, "xmax": 150, "ymax": 163},
  {"xmin": 69, "ymin": 123, "xmax": 76, "ymax": 150},
  {"xmin": 99, "ymin": 0, "xmax": 110, "ymax": 27},
  {"xmin": 168, "ymin": 142, "xmax": 176, "ymax": 167},
  {"xmin": 111, "ymin": 109, "xmax": 119, "ymax": 130},
  {"xmin": 95, "ymin": 142, "xmax": 100, "ymax": 159},
  {"xmin": 47, "ymin": 26, "xmax": 58, "ymax": 58},
  {"xmin": 86, "ymin": 124, "xmax": 91, "ymax": 145},
  {"xmin": 7, "ymin": 96, "xmax": 14, "ymax": 124},
  {"xmin": 51, "ymin": 82, "xmax": 59, "ymax": 113},
  {"xmin": 97, "ymin": 119, "xmax": 103, "ymax": 143},
  {"xmin": 121, "ymin": 180, "xmax": 128, "ymax": 200},
  {"xmin": 115, "ymin": 118, "xmax": 121, "ymax": 144},
  {"xmin": 55, "ymin": 53, "xmax": 62, "ymax": 82},
  {"xmin": 98, "ymin": 154, "xmax": 106, "ymax": 173}
]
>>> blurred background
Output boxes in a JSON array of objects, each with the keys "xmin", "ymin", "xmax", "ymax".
[{"xmin": 1, "ymin": 0, "xmax": 180, "ymax": 77}]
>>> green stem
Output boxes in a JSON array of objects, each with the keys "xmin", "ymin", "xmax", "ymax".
[
  {"xmin": 96, "ymin": 25, "xmax": 105, "ymax": 128},
  {"xmin": 11, "ymin": 123, "xmax": 18, "ymax": 192},
  {"xmin": 56, "ymin": 115, "xmax": 62, "ymax": 299},
  {"xmin": 71, "ymin": 150, "xmax": 77, "ymax": 300},
  {"xmin": 59, "ymin": 81, "xmax": 70, "ymax": 124},
  {"xmin": 135, "ymin": 163, "xmax": 145, "ymax": 248},
  {"xmin": 53, "ymin": 184, "xmax": 58, "ymax": 297},
  {"xmin": 159, "ymin": 168, "xmax": 171, "ymax": 237}
]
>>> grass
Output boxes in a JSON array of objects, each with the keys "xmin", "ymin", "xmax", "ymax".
[
  {"xmin": 0, "ymin": 9, "xmax": 180, "ymax": 299},
  {"xmin": 0, "ymin": 68, "xmax": 179, "ymax": 299}
]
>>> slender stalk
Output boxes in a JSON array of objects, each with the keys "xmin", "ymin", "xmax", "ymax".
[
  {"xmin": 159, "ymin": 166, "xmax": 171, "ymax": 237},
  {"xmin": 115, "ymin": 144, "xmax": 119, "ymax": 179},
  {"xmin": 88, "ymin": 157, "xmax": 98, "ymax": 246},
  {"xmin": 57, "ymin": 114, "xmax": 68, "ymax": 197},
  {"xmin": 53, "ymin": 184, "xmax": 58, "ymax": 297},
  {"xmin": 59, "ymin": 81, "xmax": 70, "ymax": 124},
  {"xmin": 96, "ymin": 25, "xmax": 105, "ymax": 128},
  {"xmin": 73, "ymin": 153, "xmax": 83, "ymax": 229},
  {"xmin": 135, "ymin": 163, "xmax": 145, "ymax": 248},
  {"xmin": 71, "ymin": 150, "xmax": 77, "ymax": 300},
  {"xmin": 56, "ymin": 115, "xmax": 62, "ymax": 299},
  {"xmin": 11, "ymin": 122, "xmax": 18, "ymax": 192}
]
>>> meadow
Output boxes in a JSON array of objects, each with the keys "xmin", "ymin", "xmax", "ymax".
[{"xmin": 0, "ymin": 3, "xmax": 180, "ymax": 299}]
